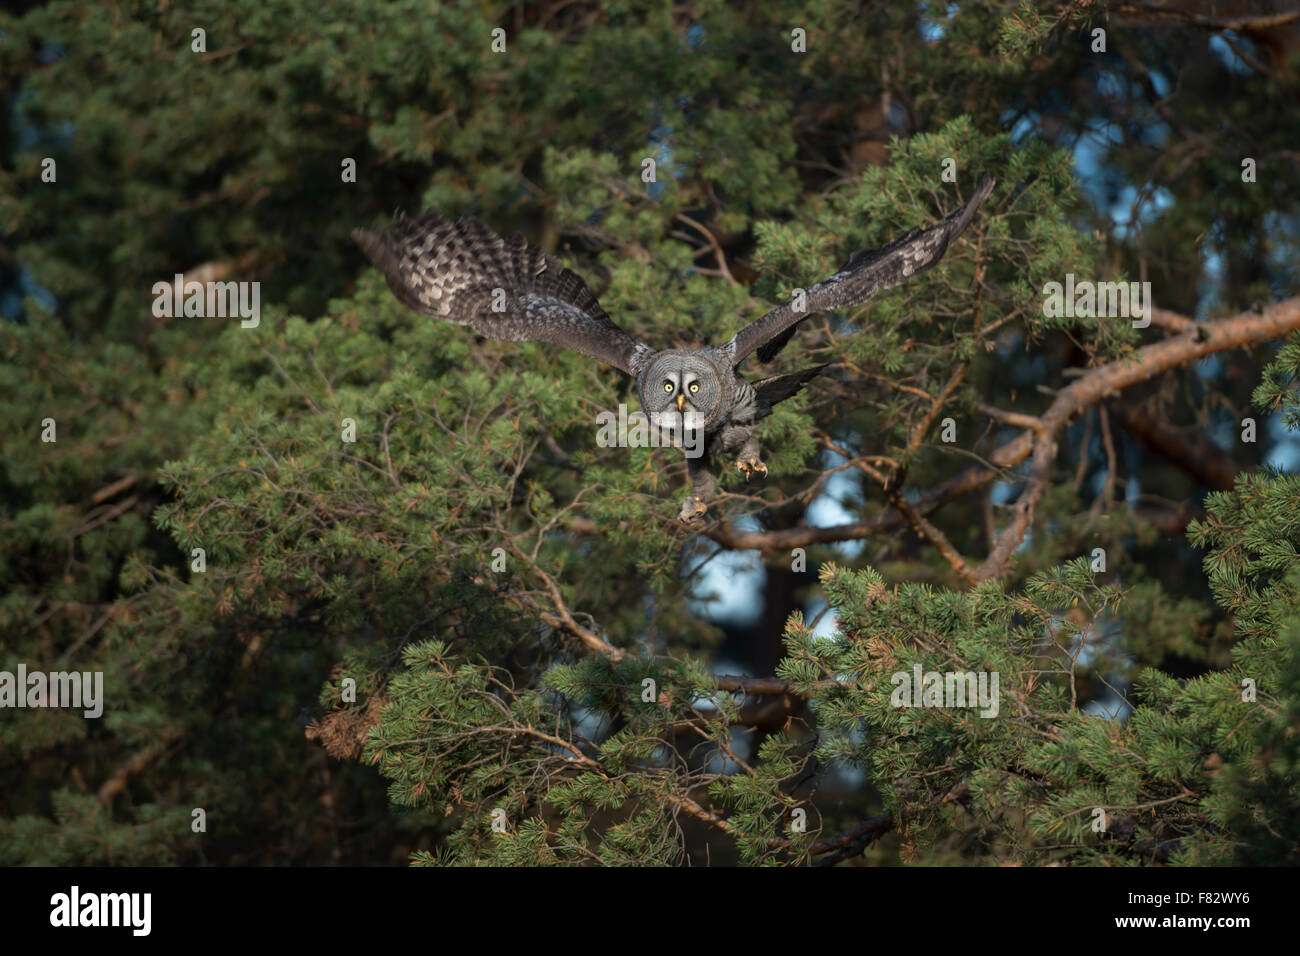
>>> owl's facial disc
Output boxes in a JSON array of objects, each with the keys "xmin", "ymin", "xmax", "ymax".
[{"xmin": 646, "ymin": 358, "xmax": 709, "ymax": 438}]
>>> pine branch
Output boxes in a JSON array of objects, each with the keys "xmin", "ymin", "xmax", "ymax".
[{"xmin": 708, "ymin": 297, "xmax": 1300, "ymax": 568}]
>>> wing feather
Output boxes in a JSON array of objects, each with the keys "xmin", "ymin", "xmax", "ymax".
[
  {"xmin": 354, "ymin": 211, "xmax": 654, "ymax": 375},
  {"xmin": 751, "ymin": 364, "xmax": 829, "ymax": 420},
  {"xmin": 725, "ymin": 176, "xmax": 995, "ymax": 365}
]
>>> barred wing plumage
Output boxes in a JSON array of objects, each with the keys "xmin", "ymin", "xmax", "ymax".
[
  {"xmin": 354, "ymin": 211, "xmax": 654, "ymax": 376},
  {"xmin": 725, "ymin": 175, "xmax": 995, "ymax": 365}
]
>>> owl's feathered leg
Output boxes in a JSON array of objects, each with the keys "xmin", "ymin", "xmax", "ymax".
[
  {"xmin": 716, "ymin": 420, "xmax": 766, "ymax": 479},
  {"xmin": 733, "ymin": 434, "xmax": 766, "ymax": 479},
  {"xmin": 679, "ymin": 454, "xmax": 716, "ymax": 523}
]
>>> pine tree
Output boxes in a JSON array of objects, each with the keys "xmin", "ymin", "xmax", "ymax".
[{"xmin": 2, "ymin": 0, "xmax": 1298, "ymax": 865}]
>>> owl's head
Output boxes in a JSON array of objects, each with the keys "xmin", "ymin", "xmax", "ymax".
[{"xmin": 639, "ymin": 350, "xmax": 725, "ymax": 436}]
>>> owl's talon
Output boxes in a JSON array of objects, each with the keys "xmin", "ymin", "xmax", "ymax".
[
  {"xmin": 678, "ymin": 496, "xmax": 709, "ymax": 523},
  {"xmin": 735, "ymin": 457, "xmax": 768, "ymax": 479}
]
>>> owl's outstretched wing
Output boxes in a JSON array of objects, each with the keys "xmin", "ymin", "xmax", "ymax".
[
  {"xmin": 354, "ymin": 211, "xmax": 655, "ymax": 376},
  {"xmin": 723, "ymin": 176, "xmax": 995, "ymax": 365},
  {"xmin": 752, "ymin": 364, "xmax": 829, "ymax": 419}
]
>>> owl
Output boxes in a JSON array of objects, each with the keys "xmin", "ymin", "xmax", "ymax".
[{"xmin": 354, "ymin": 176, "xmax": 994, "ymax": 523}]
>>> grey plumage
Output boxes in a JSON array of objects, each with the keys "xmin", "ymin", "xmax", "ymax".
[
  {"xmin": 355, "ymin": 177, "xmax": 994, "ymax": 522},
  {"xmin": 352, "ymin": 212, "xmax": 654, "ymax": 375},
  {"xmin": 725, "ymin": 174, "xmax": 996, "ymax": 364}
]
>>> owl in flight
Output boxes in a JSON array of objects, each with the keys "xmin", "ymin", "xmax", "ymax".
[{"xmin": 354, "ymin": 176, "xmax": 994, "ymax": 523}]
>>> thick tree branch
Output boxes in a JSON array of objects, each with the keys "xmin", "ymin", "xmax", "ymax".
[
  {"xmin": 973, "ymin": 297, "xmax": 1300, "ymax": 580},
  {"xmin": 1112, "ymin": 4, "xmax": 1300, "ymax": 31},
  {"xmin": 809, "ymin": 780, "xmax": 971, "ymax": 865},
  {"xmin": 97, "ymin": 735, "xmax": 182, "ymax": 806},
  {"xmin": 1110, "ymin": 402, "xmax": 1240, "ymax": 491},
  {"xmin": 708, "ymin": 297, "xmax": 1300, "ymax": 562},
  {"xmin": 712, "ymin": 675, "xmax": 839, "ymax": 695}
]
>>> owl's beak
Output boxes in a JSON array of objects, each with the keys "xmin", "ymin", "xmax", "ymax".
[{"xmin": 675, "ymin": 393, "xmax": 686, "ymax": 412}]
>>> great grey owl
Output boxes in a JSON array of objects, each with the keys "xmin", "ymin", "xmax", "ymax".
[{"xmin": 354, "ymin": 176, "xmax": 994, "ymax": 523}]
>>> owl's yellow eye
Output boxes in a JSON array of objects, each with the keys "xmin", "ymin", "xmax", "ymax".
[
  {"xmin": 689, "ymin": 383, "xmax": 699, "ymax": 393},
  {"xmin": 664, "ymin": 382, "xmax": 674, "ymax": 392}
]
